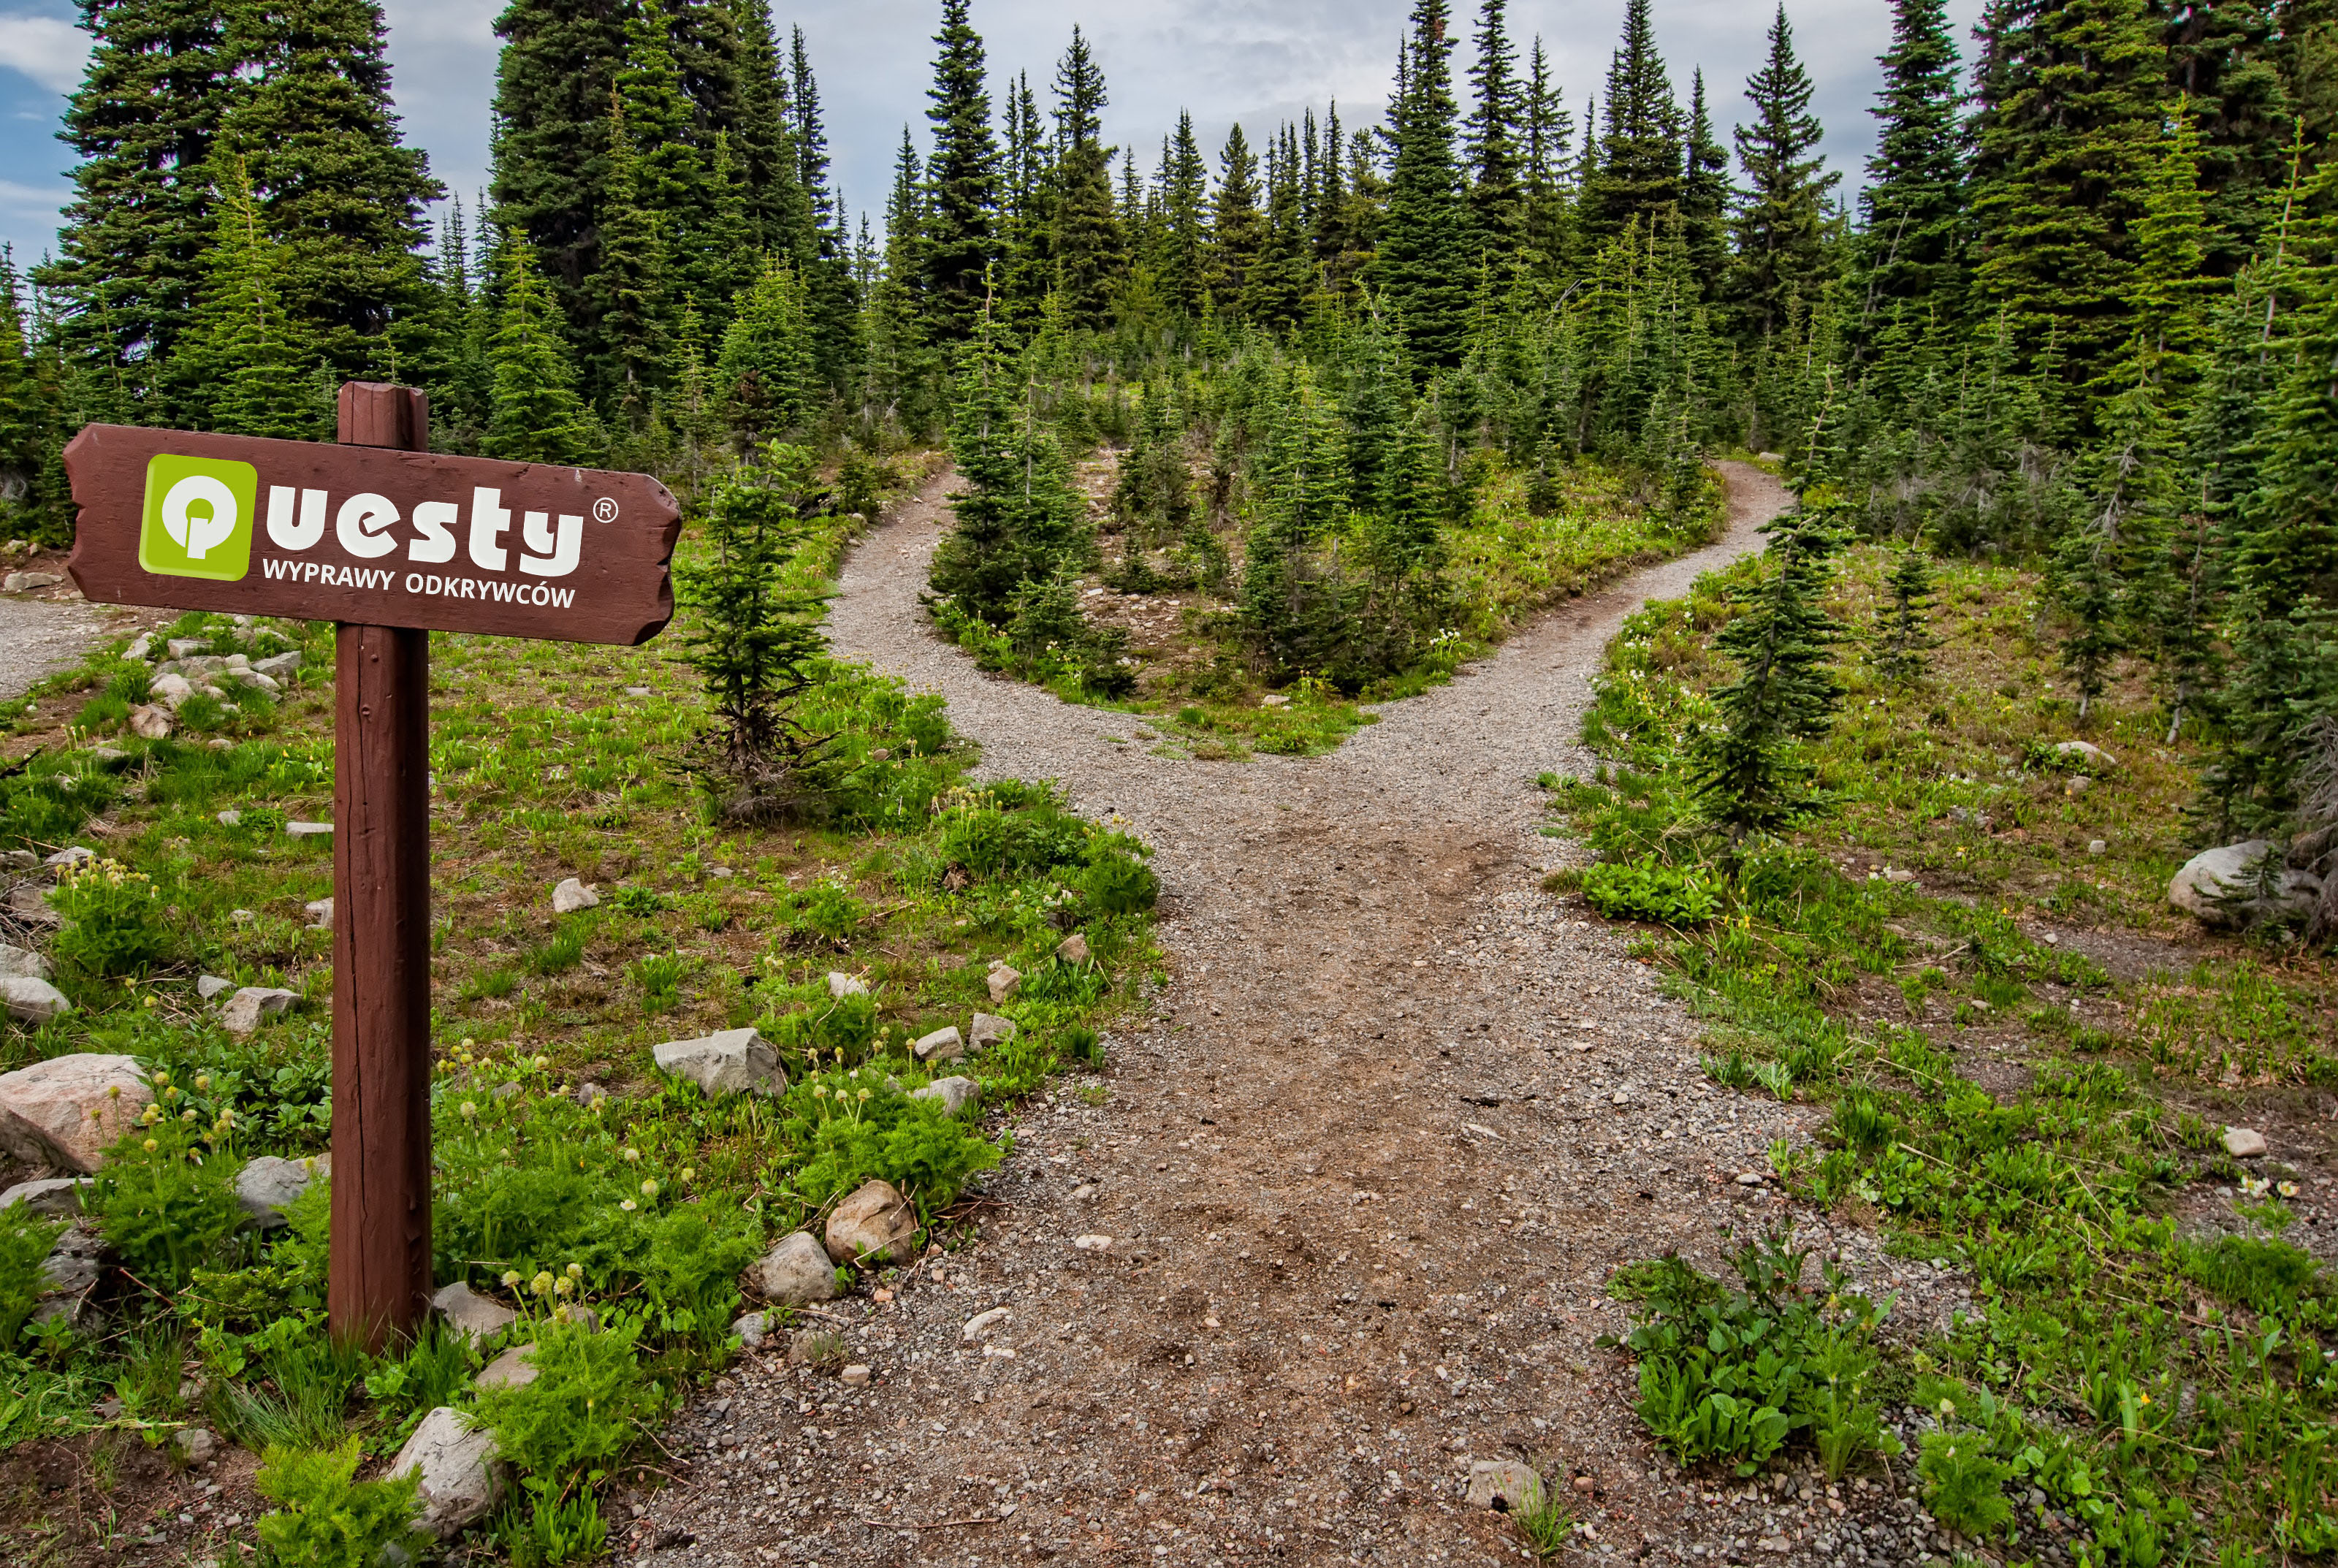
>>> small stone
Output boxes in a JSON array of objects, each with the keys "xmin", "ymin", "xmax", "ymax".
[
  {"xmin": 229, "ymin": 909, "xmax": 254, "ymax": 924},
  {"xmin": 731, "ymin": 1310, "xmax": 771, "ymax": 1350},
  {"xmin": 551, "ymin": 878, "xmax": 598, "ymax": 915},
  {"xmin": 913, "ymin": 1025, "xmax": 964, "ymax": 1064},
  {"xmin": 432, "ymin": 1281, "xmax": 518, "ymax": 1344},
  {"xmin": 823, "ymin": 1179, "xmax": 917, "ymax": 1266},
  {"xmin": 652, "ymin": 1027, "xmax": 784, "ymax": 1098},
  {"xmin": 2065, "ymin": 775, "xmax": 2093, "ymax": 796},
  {"xmin": 303, "ymin": 898, "xmax": 333, "ymax": 929},
  {"xmin": 910, "ymin": 1076, "xmax": 980, "ymax": 1116},
  {"xmin": 0, "ymin": 943, "xmax": 53, "ymax": 981},
  {"xmin": 838, "ymin": 1364, "xmax": 872, "ymax": 1388},
  {"xmin": 148, "ymin": 671, "xmax": 195, "ymax": 709},
  {"xmin": 1073, "ymin": 1234, "xmax": 1113, "ymax": 1252},
  {"xmin": 2224, "ymin": 1127, "xmax": 2269, "ymax": 1160},
  {"xmin": 0, "ymin": 977, "xmax": 72, "ymax": 1025},
  {"xmin": 165, "ymin": 638, "xmax": 207, "ymax": 659},
  {"xmin": 753, "ymin": 1230, "xmax": 841, "ymax": 1305},
  {"xmin": 286, "ymin": 821, "xmax": 332, "ymax": 839},
  {"xmin": 1464, "ymin": 1458, "xmax": 1547, "ymax": 1515},
  {"xmin": 1572, "ymin": 1473, "xmax": 1597, "ymax": 1494},
  {"xmin": 968, "ymin": 1011, "xmax": 1016, "ymax": 1050},
  {"xmin": 389, "ymin": 1406, "xmax": 507, "ymax": 1540},
  {"xmin": 251, "ymin": 652, "xmax": 302, "ymax": 681},
  {"xmin": 2053, "ymin": 739, "xmax": 2117, "ymax": 769},
  {"xmin": 0, "ymin": 850, "xmax": 32, "ymax": 870},
  {"xmin": 38, "ymin": 1222, "xmax": 105, "ymax": 1308},
  {"xmin": 235, "ymin": 1155, "xmax": 321, "ymax": 1230},
  {"xmin": 986, "ymin": 962, "xmax": 1022, "ymax": 1004},
  {"xmin": 623, "ymin": 685, "xmax": 651, "ymax": 698},
  {"xmin": 826, "ymin": 970, "xmax": 868, "ymax": 998},
  {"xmin": 127, "ymin": 704, "xmax": 172, "ymax": 740},
  {"xmin": 0, "ymin": 1176, "xmax": 90, "ymax": 1217},
  {"xmin": 1736, "ymin": 1171, "xmax": 1767, "ymax": 1187},
  {"xmin": 3, "ymin": 885, "xmax": 61, "ymax": 929},
  {"xmin": 574, "ymin": 1081, "xmax": 609, "ymax": 1108},
  {"xmin": 123, "ymin": 633, "xmax": 154, "ymax": 661},
  {"xmin": 1056, "ymin": 933, "xmax": 1090, "ymax": 965},
  {"xmin": 961, "ymin": 1306, "xmax": 1010, "ymax": 1342},
  {"xmin": 3, "ymin": 571, "xmax": 63, "ymax": 592},
  {"xmin": 215, "ymin": 810, "xmax": 241, "ymax": 827},
  {"xmin": 476, "ymin": 1344, "xmax": 538, "ymax": 1392},
  {"xmin": 789, "ymin": 1327, "xmax": 848, "ymax": 1369},
  {"xmin": 44, "ymin": 845, "xmax": 94, "ymax": 869},
  {"xmin": 172, "ymin": 1427, "xmax": 218, "ymax": 1464},
  {"xmin": 2088, "ymin": 839, "xmax": 2107, "ymax": 855},
  {"xmin": 2170, "ymin": 840, "xmax": 2321, "ymax": 930},
  {"xmin": 0, "ymin": 1053, "xmax": 148, "ymax": 1171},
  {"xmin": 1884, "ymin": 869, "xmax": 1917, "ymax": 883},
  {"xmin": 197, "ymin": 975, "xmax": 234, "ymax": 1001},
  {"xmin": 220, "ymin": 986, "xmax": 299, "ymax": 1036}
]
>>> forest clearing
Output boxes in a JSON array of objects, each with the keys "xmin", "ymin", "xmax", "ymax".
[{"xmin": 3, "ymin": 0, "xmax": 2337, "ymax": 1562}]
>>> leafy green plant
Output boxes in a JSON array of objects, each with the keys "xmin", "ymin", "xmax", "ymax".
[
  {"xmin": 1581, "ymin": 856, "xmax": 1722, "ymax": 926},
  {"xmin": 630, "ymin": 951, "xmax": 687, "ymax": 1011},
  {"xmin": 780, "ymin": 1067, "xmax": 1001, "ymax": 1217},
  {"xmin": 497, "ymin": 1488, "xmax": 610, "ymax": 1567},
  {"xmin": 781, "ymin": 878, "xmax": 866, "ymax": 942},
  {"xmin": 90, "ymin": 1116, "xmax": 242, "ymax": 1288},
  {"xmin": 0, "ymin": 1209, "xmax": 63, "ymax": 1350},
  {"xmin": 1515, "ymin": 1493, "xmax": 1574, "ymax": 1559},
  {"xmin": 253, "ymin": 1437, "xmax": 427, "ymax": 1568},
  {"xmin": 476, "ymin": 1317, "xmax": 664, "ymax": 1495},
  {"xmin": 52, "ymin": 854, "xmax": 171, "ymax": 975},
  {"xmin": 1919, "ymin": 1428, "xmax": 2014, "ymax": 1536}
]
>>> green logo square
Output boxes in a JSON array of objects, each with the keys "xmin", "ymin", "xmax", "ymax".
[{"xmin": 139, "ymin": 454, "xmax": 259, "ymax": 581}]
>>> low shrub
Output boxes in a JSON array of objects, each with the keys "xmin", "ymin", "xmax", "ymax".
[
  {"xmin": 90, "ymin": 1114, "xmax": 242, "ymax": 1288},
  {"xmin": 1580, "ymin": 856, "xmax": 1721, "ymax": 926},
  {"xmin": 254, "ymin": 1436, "xmax": 427, "ymax": 1568},
  {"xmin": 0, "ymin": 1208, "xmax": 64, "ymax": 1350},
  {"xmin": 476, "ymin": 1317, "xmax": 665, "ymax": 1495},
  {"xmin": 52, "ymin": 855, "xmax": 172, "ymax": 975},
  {"xmin": 779, "ymin": 1065, "xmax": 1002, "ymax": 1217}
]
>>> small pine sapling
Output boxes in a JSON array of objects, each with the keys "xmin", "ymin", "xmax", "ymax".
[
  {"xmin": 1694, "ymin": 508, "xmax": 1846, "ymax": 838},
  {"xmin": 1872, "ymin": 540, "xmax": 1938, "ymax": 686}
]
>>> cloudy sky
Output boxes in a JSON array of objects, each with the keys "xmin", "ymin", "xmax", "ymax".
[{"xmin": 0, "ymin": 0, "xmax": 1986, "ymax": 272}]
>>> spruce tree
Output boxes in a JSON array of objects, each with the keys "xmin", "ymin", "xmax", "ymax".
[
  {"xmin": 931, "ymin": 311, "xmax": 1087, "ymax": 624},
  {"xmin": 1157, "ymin": 113, "xmax": 1211, "ymax": 316},
  {"xmin": 2164, "ymin": 0, "xmax": 2292, "ymax": 275},
  {"xmin": 921, "ymin": 0, "xmax": 1002, "ymax": 343},
  {"xmin": 173, "ymin": 155, "xmax": 327, "ymax": 439},
  {"xmin": 1850, "ymin": 0, "xmax": 1965, "ymax": 343},
  {"xmin": 1729, "ymin": 7, "xmax": 1838, "ymax": 343},
  {"xmin": 1250, "ymin": 128, "xmax": 1311, "ymax": 332},
  {"xmin": 487, "ymin": 0, "xmax": 630, "ymax": 348},
  {"xmin": 0, "ymin": 251, "xmax": 58, "ymax": 541},
  {"xmin": 1873, "ymin": 539, "xmax": 1938, "ymax": 685},
  {"xmin": 788, "ymin": 25, "xmax": 861, "ymax": 393},
  {"xmin": 1464, "ymin": 0, "xmax": 1524, "ymax": 261},
  {"xmin": 731, "ymin": 0, "xmax": 814, "ymax": 259},
  {"xmin": 1580, "ymin": 0, "xmax": 1681, "ymax": 241},
  {"xmin": 1696, "ymin": 506, "xmax": 1846, "ymax": 837},
  {"xmin": 1378, "ymin": 0, "xmax": 1471, "ymax": 368},
  {"xmin": 1680, "ymin": 71, "xmax": 1732, "ymax": 287},
  {"xmin": 593, "ymin": 93, "xmax": 669, "ymax": 406},
  {"xmin": 1520, "ymin": 40, "xmax": 1574, "ymax": 261},
  {"xmin": 717, "ymin": 261, "xmax": 813, "ymax": 446},
  {"xmin": 1208, "ymin": 126, "xmax": 1265, "ymax": 319},
  {"xmin": 484, "ymin": 236, "xmax": 597, "ymax": 465},
  {"xmin": 2128, "ymin": 101, "xmax": 2212, "ymax": 376},
  {"xmin": 41, "ymin": 0, "xmax": 237, "ymax": 417},
  {"xmin": 1049, "ymin": 26, "xmax": 1123, "ymax": 330}
]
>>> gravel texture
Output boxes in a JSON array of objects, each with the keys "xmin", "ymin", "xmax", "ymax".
[
  {"xmin": 0, "ymin": 593, "xmax": 114, "ymax": 704},
  {"xmin": 623, "ymin": 465, "xmax": 1995, "ymax": 1567}
]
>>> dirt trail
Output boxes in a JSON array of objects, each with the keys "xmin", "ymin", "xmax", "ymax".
[{"xmin": 633, "ymin": 467, "xmax": 1927, "ymax": 1568}]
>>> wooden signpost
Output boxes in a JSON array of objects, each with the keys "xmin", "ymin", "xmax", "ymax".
[{"xmin": 63, "ymin": 384, "xmax": 683, "ymax": 1350}]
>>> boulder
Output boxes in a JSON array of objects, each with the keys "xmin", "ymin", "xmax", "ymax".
[
  {"xmin": 43, "ymin": 845, "xmax": 94, "ymax": 869},
  {"xmin": 2168, "ymin": 840, "xmax": 2322, "ymax": 930},
  {"xmin": 826, "ymin": 970, "xmax": 868, "ymax": 998},
  {"xmin": 551, "ymin": 878, "xmax": 598, "ymax": 915},
  {"xmin": 753, "ymin": 1230, "xmax": 841, "ymax": 1304},
  {"xmin": 252, "ymin": 652, "xmax": 302, "ymax": 681},
  {"xmin": 910, "ymin": 1076, "xmax": 980, "ymax": 1116},
  {"xmin": 0, "ymin": 1176, "xmax": 89, "ymax": 1217},
  {"xmin": 911, "ymin": 1025, "xmax": 963, "ymax": 1065},
  {"xmin": 126, "ymin": 704, "xmax": 172, "ymax": 741},
  {"xmin": 653, "ymin": 1027, "xmax": 784, "ymax": 1098},
  {"xmin": 389, "ymin": 1407, "xmax": 507, "ymax": 1540},
  {"xmin": 196, "ymin": 975, "xmax": 235, "ymax": 1001},
  {"xmin": 823, "ymin": 1179, "xmax": 917, "ymax": 1267},
  {"xmin": 0, "ymin": 1054, "xmax": 150, "ymax": 1172},
  {"xmin": 235, "ymin": 1154, "xmax": 322, "ymax": 1229},
  {"xmin": 1464, "ymin": 1458, "xmax": 1548, "ymax": 1515},
  {"xmin": 2053, "ymin": 740, "xmax": 2117, "ymax": 769},
  {"xmin": 968, "ymin": 1012, "xmax": 1016, "ymax": 1051},
  {"xmin": 431, "ymin": 1280, "xmax": 517, "ymax": 1344},
  {"xmin": 1055, "ymin": 933, "xmax": 1091, "ymax": 965},
  {"xmin": 220, "ymin": 986, "xmax": 300, "ymax": 1036},
  {"xmin": 2224, "ymin": 1126, "xmax": 2269, "ymax": 1160},
  {"xmin": 986, "ymin": 962, "xmax": 1022, "ymax": 1003},
  {"xmin": 476, "ymin": 1344, "xmax": 537, "ymax": 1392},
  {"xmin": 0, "ymin": 977, "xmax": 70, "ymax": 1025},
  {"xmin": 148, "ymin": 672, "xmax": 194, "ymax": 709},
  {"xmin": 2, "ymin": 571, "xmax": 62, "ymax": 592},
  {"xmin": 3, "ymin": 885, "xmax": 60, "ymax": 929}
]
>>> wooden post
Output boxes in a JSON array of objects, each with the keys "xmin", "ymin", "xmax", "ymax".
[{"xmin": 328, "ymin": 382, "xmax": 435, "ymax": 1352}]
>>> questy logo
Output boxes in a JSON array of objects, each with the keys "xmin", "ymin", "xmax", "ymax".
[{"xmin": 140, "ymin": 453, "xmax": 259, "ymax": 582}]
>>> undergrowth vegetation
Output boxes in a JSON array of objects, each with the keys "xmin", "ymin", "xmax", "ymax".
[
  {"xmin": 1559, "ymin": 544, "xmax": 2338, "ymax": 1559},
  {"xmin": 0, "ymin": 454, "xmax": 1154, "ymax": 1561}
]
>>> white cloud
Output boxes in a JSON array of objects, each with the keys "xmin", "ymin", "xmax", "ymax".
[{"xmin": 0, "ymin": 15, "xmax": 89, "ymax": 94}]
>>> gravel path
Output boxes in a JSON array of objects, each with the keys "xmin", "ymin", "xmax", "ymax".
[
  {"xmin": 0, "ymin": 593, "xmax": 115, "ymax": 704},
  {"xmin": 629, "ymin": 466, "xmax": 1964, "ymax": 1568}
]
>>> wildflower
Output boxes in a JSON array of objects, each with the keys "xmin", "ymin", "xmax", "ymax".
[
  {"xmin": 623, "ymin": 1146, "xmax": 640, "ymax": 1162},
  {"xmin": 2137, "ymin": 1391, "xmax": 2152, "ymax": 1406},
  {"xmin": 531, "ymin": 1271, "xmax": 554, "ymax": 1297},
  {"xmin": 164, "ymin": 1086, "xmax": 180, "ymax": 1102},
  {"xmin": 142, "ymin": 1138, "xmax": 159, "ymax": 1154},
  {"xmin": 216, "ymin": 1108, "xmax": 234, "ymax": 1125},
  {"xmin": 679, "ymin": 1167, "xmax": 696, "ymax": 1184},
  {"xmin": 502, "ymin": 1270, "xmax": 522, "ymax": 1288},
  {"xmin": 2280, "ymin": 1181, "xmax": 2301, "ymax": 1199},
  {"xmin": 143, "ymin": 994, "xmax": 156, "ymax": 1008},
  {"xmin": 153, "ymin": 1070, "xmax": 170, "ymax": 1088},
  {"xmin": 194, "ymin": 1075, "xmax": 210, "ymax": 1092},
  {"xmin": 180, "ymin": 1109, "xmax": 196, "ymax": 1123},
  {"xmin": 107, "ymin": 1084, "xmax": 121, "ymax": 1100},
  {"xmin": 565, "ymin": 1263, "xmax": 582, "ymax": 1279},
  {"xmin": 641, "ymin": 1179, "xmax": 659, "ymax": 1199},
  {"xmin": 460, "ymin": 1102, "xmax": 478, "ymax": 1121},
  {"xmin": 533, "ymin": 1054, "xmax": 548, "ymax": 1070},
  {"xmin": 554, "ymin": 1276, "xmax": 574, "ymax": 1297},
  {"xmin": 620, "ymin": 1199, "xmax": 638, "ymax": 1212},
  {"xmin": 2241, "ymin": 1176, "xmax": 2270, "ymax": 1199}
]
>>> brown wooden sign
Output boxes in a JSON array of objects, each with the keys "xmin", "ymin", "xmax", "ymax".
[{"xmin": 64, "ymin": 418, "xmax": 681, "ymax": 644}]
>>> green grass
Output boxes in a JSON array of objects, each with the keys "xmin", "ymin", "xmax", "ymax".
[{"xmin": 1557, "ymin": 547, "xmax": 2338, "ymax": 1560}]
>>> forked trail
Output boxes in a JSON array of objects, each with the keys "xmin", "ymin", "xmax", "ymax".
[{"xmin": 634, "ymin": 465, "xmax": 1900, "ymax": 1568}]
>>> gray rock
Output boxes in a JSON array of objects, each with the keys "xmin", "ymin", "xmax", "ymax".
[
  {"xmin": 839, "ymin": 1363, "xmax": 872, "ymax": 1388},
  {"xmin": 123, "ymin": 633, "xmax": 154, "ymax": 662},
  {"xmin": 476, "ymin": 1344, "xmax": 538, "ymax": 1392},
  {"xmin": 2169, "ymin": 840, "xmax": 2321, "ymax": 930},
  {"xmin": 653, "ymin": 1027, "xmax": 784, "ymax": 1098},
  {"xmin": 0, "ymin": 1176, "xmax": 89, "ymax": 1217},
  {"xmin": 968, "ymin": 1012, "xmax": 1016, "ymax": 1050},
  {"xmin": 551, "ymin": 878, "xmax": 598, "ymax": 915},
  {"xmin": 165, "ymin": 638, "xmax": 207, "ymax": 659},
  {"xmin": 910, "ymin": 1076, "xmax": 980, "ymax": 1116},
  {"xmin": 823, "ymin": 1179, "xmax": 917, "ymax": 1267},
  {"xmin": 37, "ymin": 1223, "xmax": 106, "ymax": 1314},
  {"xmin": 215, "ymin": 810, "xmax": 241, "ymax": 827},
  {"xmin": 3, "ymin": 571, "xmax": 63, "ymax": 592},
  {"xmin": 2224, "ymin": 1127, "xmax": 2269, "ymax": 1159},
  {"xmin": 196, "ymin": 975, "xmax": 235, "ymax": 1001},
  {"xmin": 127, "ymin": 704, "xmax": 172, "ymax": 740},
  {"xmin": 0, "ymin": 850, "xmax": 32, "ymax": 870},
  {"xmin": 912, "ymin": 1025, "xmax": 964, "ymax": 1064},
  {"xmin": 574, "ymin": 1081, "xmax": 609, "ymax": 1108},
  {"xmin": 1055, "ymin": 933, "xmax": 1090, "ymax": 965},
  {"xmin": 431, "ymin": 1281, "xmax": 517, "ymax": 1344},
  {"xmin": 0, "ymin": 943, "xmax": 53, "ymax": 981},
  {"xmin": 148, "ymin": 671, "xmax": 195, "ymax": 709},
  {"xmin": 43, "ymin": 845, "xmax": 94, "ymax": 869},
  {"xmin": 2053, "ymin": 740, "xmax": 2117, "ymax": 769},
  {"xmin": 753, "ymin": 1230, "xmax": 841, "ymax": 1304},
  {"xmin": 826, "ymin": 970, "xmax": 868, "ymax": 998},
  {"xmin": 285, "ymin": 821, "xmax": 333, "ymax": 839},
  {"xmin": 252, "ymin": 652, "xmax": 302, "ymax": 680},
  {"xmin": 3, "ymin": 885, "xmax": 60, "ymax": 929},
  {"xmin": 2088, "ymin": 839, "xmax": 2108, "ymax": 855},
  {"xmin": 172, "ymin": 1426, "xmax": 218, "ymax": 1464},
  {"xmin": 220, "ymin": 986, "xmax": 299, "ymax": 1036},
  {"xmin": 1464, "ymin": 1458, "xmax": 1548, "ymax": 1515},
  {"xmin": 389, "ymin": 1407, "xmax": 507, "ymax": 1540},
  {"xmin": 0, "ymin": 1053, "xmax": 149, "ymax": 1171},
  {"xmin": 235, "ymin": 1155, "xmax": 322, "ymax": 1229},
  {"xmin": 731, "ymin": 1311, "xmax": 772, "ymax": 1350},
  {"xmin": 303, "ymin": 898, "xmax": 333, "ymax": 929},
  {"xmin": 986, "ymin": 962, "xmax": 1022, "ymax": 1003}
]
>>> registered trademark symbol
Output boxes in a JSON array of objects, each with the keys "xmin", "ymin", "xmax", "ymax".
[{"xmin": 592, "ymin": 496, "xmax": 620, "ymax": 524}]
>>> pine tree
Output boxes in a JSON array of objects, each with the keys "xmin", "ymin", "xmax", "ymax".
[
  {"xmin": 921, "ymin": 0, "xmax": 1002, "ymax": 343},
  {"xmin": 2164, "ymin": 0, "xmax": 2292, "ymax": 275},
  {"xmin": 1850, "ymin": 0, "xmax": 1966, "ymax": 346},
  {"xmin": 731, "ymin": 0, "xmax": 814, "ymax": 259},
  {"xmin": 1250, "ymin": 128, "xmax": 1311, "ymax": 332},
  {"xmin": 1580, "ymin": 0, "xmax": 1681, "ymax": 242},
  {"xmin": 1049, "ymin": 26, "xmax": 1123, "ymax": 330},
  {"xmin": 1378, "ymin": 0, "xmax": 1471, "ymax": 367},
  {"xmin": 1696, "ymin": 506, "xmax": 1846, "ymax": 836},
  {"xmin": 788, "ymin": 25, "xmax": 861, "ymax": 394},
  {"xmin": 1520, "ymin": 39, "xmax": 1574, "ymax": 260},
  {"xmin": 40, "ymin": 0, "xmax": 237, "ymax": 417},
  {"xmin": 1680, "ymin": 71, "xmax": 1732, "ymax": 286},
  {"xmin": 0, "ymin": 250, "xmax": 59, "ymax": 541},
  {"xmin": 1464, "ymin": 0, "xmax": 1524, "ymax": 260},
  {"xmin": 487, "ymin": 0, "xmax": 630, "ymax": 349},
  {"xmin": 718, "ymin": 260, "xmax": 813, "ymax": 448},
  {"xmin": 173, "ymin": 155, "xmax": 327, "ymax": 439},
  {"xmin": 485, "ymin": 235, "xmax": 596, "ymax": 465},
  {"xmin": 2127, "ymin": 101, "xmax": 2212, "ymax": 377},
  {"xmin": 1873, "ymin": 539, "xmax": 1938, "ymax": 685},
  {"xmin": 593, "ymin": 92, "xmax": 670, "ymax": 406},
  {"xmin": 1157, "ymin": 113, "xmax": 1210, "ymax": 316},
  {"xmin": 931, "ymin": 310, "xmax": 1088, "ymax": 624},
  {"xmin": 1729, "ymin": 7, "xmax": 1839, "ymax": 343},
  {"xmin": 1208, "ymin": 125, "xmax": 1265, "ymax": 319}
]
